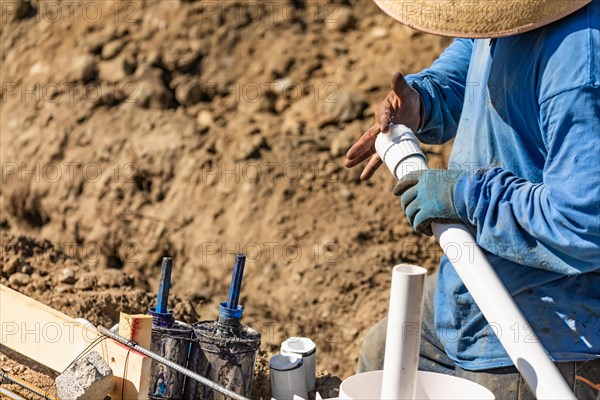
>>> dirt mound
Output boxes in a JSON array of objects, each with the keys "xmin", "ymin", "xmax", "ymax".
[{"xmin": 0, "ymin": 0, "xmax": 451, "ymax": 390}]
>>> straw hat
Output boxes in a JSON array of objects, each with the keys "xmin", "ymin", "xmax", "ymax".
[{"xmin": 373, "ymin": 0, "xmax": 591, "ymax": 38}]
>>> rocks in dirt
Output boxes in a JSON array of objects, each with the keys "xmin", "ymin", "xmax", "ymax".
[
  {"xmin": 58, "ymin": 267, "xmax": 77, "ymax": 284},
  {"xmin": 129, "ymin": 65, "xmax": 174, "ymax": 109},
  {"xmin": 2, "ymin": 258, "xmax": 18, "ymax": 275},
  {"xmin": 327, "ymin": 7, "xmax": 357, "ymax": 32},
  {"xmin": 234, "ymin": 136, "xmax": 269, "ymax": 161},
  {"xmin": 97, "ymin": 269, "xmax": 131, "ymax": 288},
  {"xmin": 329, "ymin": 121, "xmax": 362, "ymax": 157},
  {"xmin": 72, "ymin": 269, "xmax": 130, "ymax": 290},
  {"xmin": 101, "ymin": 40, "xmax": 126, "ymax": 60},
  {"xmin": 318, "ymin": 90, "xmax": 367, "ymax": 127},
  {"xmin": 8, "ymin": 272, "xmax": 31, "ymax": 287},
  {"xmin": 161, "ymin": 45, "xmax": 202, "ymax": 73},
  {"xmin": 19, "ymin": 263, "xmax": 33, "ymax": 274},
  {"xmin": 98, "ymin": 56, "xmax": 135, "ymax": 84},
  {"xmin": 55, "ymin": 350, "xmax": 114, "ymax": 400},
  {"xmin": 196, "ymin": 110, "xmax": 214, "ymax": 134},
  {"xmin": 369, "ymin": 26, "xmax": 388, "ymax": 40},
  {"xmin": 74, "ymin": 273, "xmax": 96, "ymax": 291},
  {"xmin": 175, "ymin": 81, "xmax": 202, "ymax": 106},
  {"xmin": 79, "ymin": 28, "xmax": 116, "ymax": 54},
  {"xmin": 196, "ymin": 110, "xmax": 214, "ymax": 132},
  {"xmin": 98, "ymin": 58, "xmax": 127, "ymax": 83},
  {"xmin": 62, "ymin": 54, "xmax": 98, "ymax": 83},
  {"xmin": 339, "ymin": 186, "xmax": 355, "ymax": 201}
]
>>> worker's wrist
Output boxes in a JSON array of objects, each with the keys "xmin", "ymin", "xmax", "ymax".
[
  {"xmin": 452, "ymin": 170, "xmax": 472, "ymax": 224},
  {"xmin": 406, "ymin": 78, "xmax": 430, "ymax": 133},
  {"xmin": 416, "ymin": 92, "xmax": 425, "ymax": 131}
]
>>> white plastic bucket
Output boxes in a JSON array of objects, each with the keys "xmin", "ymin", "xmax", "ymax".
[{"xmin": 339, "ymin": 370, "xmax": 495, "ymax": 400}]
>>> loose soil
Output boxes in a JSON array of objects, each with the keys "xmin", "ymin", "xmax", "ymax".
[{"xmin": 0, "ymin": 0, "xmax": 451, "ymax": 398}]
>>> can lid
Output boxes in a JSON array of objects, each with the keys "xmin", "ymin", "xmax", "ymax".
[
  {"xmin": 269, "ymin": 354, "xmax": 303, "ymax": 371},
  {"xmin": 281, "ymin": 337, "xmax": 316, "ymax": 357}
]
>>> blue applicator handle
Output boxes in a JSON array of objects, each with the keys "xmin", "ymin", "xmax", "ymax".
[
  {"xmin": 219, "ymin": 254, "xmax": 246, "ymax": 320},
  {"xmin": 227, "ymin": 254, "xmax": 246, "ymax": 309},
  {"xmin": 149, "ymin": 257, "xmax": 175, "ymax": 328},
  {"xmin": 156, "ymin": 257, "xmax": 173, "ymax": 313}
]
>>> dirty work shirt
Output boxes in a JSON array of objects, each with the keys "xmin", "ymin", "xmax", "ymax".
[{"xmin": 405, "ymin": 2, "xmax": 600, "ymax": 370}]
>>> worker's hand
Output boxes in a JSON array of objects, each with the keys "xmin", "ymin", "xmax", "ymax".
[
  {"xmin": 393, "ymin": 169, "xmax": 463, "ymax": 236},
  {"xmin": 345, "ymin": 72, "xmax": 423, "ymax": 180}
]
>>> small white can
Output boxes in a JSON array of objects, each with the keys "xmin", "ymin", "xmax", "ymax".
[
  {"xmin": 269, "ymin": 353, "xmax": 308, "ymax": 400},
  {"xmin": 281, "ymin": 337, "xmax": 316, "ymax": 392}
]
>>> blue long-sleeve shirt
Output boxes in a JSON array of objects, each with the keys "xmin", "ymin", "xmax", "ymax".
[{"xmin": 406, "ymin": 2, "xmax": 600, "ymax": 370}]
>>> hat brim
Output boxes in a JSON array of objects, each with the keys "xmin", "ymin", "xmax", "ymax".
[{"xmin": 373, "ymin": 0, "xmax": 592, "ymax": 38}]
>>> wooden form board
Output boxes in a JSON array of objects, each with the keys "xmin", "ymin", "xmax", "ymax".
[{"xmin": 0, "ymin": 284, "xmax": 151, "ymax": 399}]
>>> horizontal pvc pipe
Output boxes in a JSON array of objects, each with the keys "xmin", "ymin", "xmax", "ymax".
[
  {"xmin": 375, "ymin": 125, "xmax": 576, "ymax": 400},
  {"xmin": 0, "ymin": 387, "xmax": 26, "ymax": 400},
  {"xmin": 381, "ymin": 265, "xmax": 427, "ymax": 400}
]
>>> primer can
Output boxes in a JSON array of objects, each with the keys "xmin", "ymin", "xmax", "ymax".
[
  {"xmin": 148, "ymin": 308, "xmax": 193, "ymax": 400},
  {"xmin": 184, "ymin": 314, "xmax": 260, "ymax": 400}
]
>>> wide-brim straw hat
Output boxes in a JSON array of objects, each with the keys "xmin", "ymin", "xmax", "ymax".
[{"xmin": 373, "ymin": 0, "xmax": 591, "ymax": 38}]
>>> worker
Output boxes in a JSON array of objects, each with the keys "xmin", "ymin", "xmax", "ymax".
[{"xmin": 345, "ymin": 1, "xmax": 600, "ymax": 398}]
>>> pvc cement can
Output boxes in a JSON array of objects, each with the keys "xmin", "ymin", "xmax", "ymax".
[
  {"xmin": 148, "ymin": 321, "xmax": 193, "ymax": 400},
  {"xmin": 184, "ymin": 320, "xmax": 260, "ymax": 400}
]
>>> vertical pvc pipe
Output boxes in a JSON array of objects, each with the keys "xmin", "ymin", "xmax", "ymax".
[
  {"xmin": 375, "ymin": 124, "xmax": 576, "ymax": 400},
  {"xmin": 381, "ymin": 265, "xmax": 427, "ymax": 400},
  {"xmin": 281, "ymin": 337, "xmax": 317, "ymax": 392},
  {"xmin": 269, "ymin": 354, "xmax": 308, "ymax": 400}
]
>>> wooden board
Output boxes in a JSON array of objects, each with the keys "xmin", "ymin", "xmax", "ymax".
[
  {"xmin": 112, "ymin": 313, "xmax": 153, "ymax": 399},
  {"xmin": 0, "ymin": 284, "xmax": 151, "ymax": 399}
]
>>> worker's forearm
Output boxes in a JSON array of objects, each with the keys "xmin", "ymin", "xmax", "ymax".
[
  {"xmin": 405, "ymin": 38, "xmax": 473, "ymax": 145},
  {"xmin": 454, "ymin": 167, "xmax": 600, "ymax": 275}
]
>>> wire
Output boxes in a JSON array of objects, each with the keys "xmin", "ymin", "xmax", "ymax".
[
  {"xmin": 121, "ymin": 346, "xmax": 132, "ymax": 399},
  {"xmin": 41, "ymin": 335, "xmax": 110, "ymax": 398}
]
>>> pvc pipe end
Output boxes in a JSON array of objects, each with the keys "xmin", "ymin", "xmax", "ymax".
[
  {"xmin": 281, "ymin": 337, "xmax": 316, "ymax": 356},
  {"xmin": 393, "ymin": 264, "xmax": 428, "ymax": 276},
  {"xmin": 269, "ymin": 354, "xmax": 303, "ymax": 371},
  {"xmin": 375, "ymin": 124, "xmax": 427, "ymax": 181}
]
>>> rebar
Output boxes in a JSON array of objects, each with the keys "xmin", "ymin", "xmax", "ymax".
[
  {"xmin": 96, "ymin": 326, "xmax": 249, "ymax": 400},
  {"xmin": 0, "ymin": 371, "xmax": 55, "ymax": 400}
]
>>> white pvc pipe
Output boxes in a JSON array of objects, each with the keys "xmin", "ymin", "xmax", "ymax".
[
  {"xmin": 375, "ymin": 125, "xmax": 576, "ymax": 400},
  {"xmin": 381, "ymin": 265, "xmax": 427, "ymax": 400},
  {"xmin": 269, "ymin": 354, "xmax": 308, "ymax": 400},
  {"xmin": 281, "ymin": 337, "xmax": 317, "ymax": 392}
]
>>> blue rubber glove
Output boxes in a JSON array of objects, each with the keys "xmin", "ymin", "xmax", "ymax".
[{"xmin": 393, "ymin": 169, "xmax": 463, "ymax": 236}]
